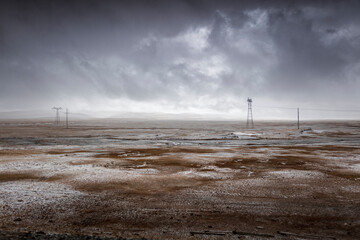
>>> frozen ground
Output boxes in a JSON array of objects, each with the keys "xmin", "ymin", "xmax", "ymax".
[{"xmin": 0, "ymin": 119, "xmax": 360, "ymax": 239}]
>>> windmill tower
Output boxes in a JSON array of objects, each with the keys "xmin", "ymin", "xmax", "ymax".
[
  {"xmin": 246, "ymin": 98, "xmax": 254, "ymax": 128},
  {"xmin": 52, "ymin": 107, "xmax": 62, "ymax": 126}
]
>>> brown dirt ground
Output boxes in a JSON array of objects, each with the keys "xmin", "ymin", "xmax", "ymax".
[{"xmin": 0, "ymin": 120, "xmax": 359, "ymax": 239}]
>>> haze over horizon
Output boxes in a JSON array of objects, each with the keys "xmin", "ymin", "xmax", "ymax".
[{"xmin": 1, "ymin": 0, "xmax": 360, "ymax": 120}]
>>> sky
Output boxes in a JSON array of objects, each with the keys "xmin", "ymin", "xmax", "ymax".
[{"xmin": 0, "ymin": 0, "xmax": 360, "ymax": 120}]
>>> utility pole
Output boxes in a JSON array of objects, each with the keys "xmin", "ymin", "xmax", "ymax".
[
  {"xmin": 66, "ymin": 108, "xmax": 69, "ymax": 129},
  {"xmin": 297, "ymin": 107, "xmax": 300, "ymax": 129},
  {"xmin": 52, "ymin": 107, "xmax": 62, "ymax": 126},
  {"xmin": 246, "ymin": 98, "xmax": 254, "ymax": 129}
]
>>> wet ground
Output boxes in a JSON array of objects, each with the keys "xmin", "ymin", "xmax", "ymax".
[{"xmin": 0, "ymin": 119, "xmax": 359, "ymax": 239}]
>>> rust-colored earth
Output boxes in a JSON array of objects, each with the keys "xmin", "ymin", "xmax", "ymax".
[{"xmin": 0, "ymin": 120, "xmax": 359, "ymax": 239}]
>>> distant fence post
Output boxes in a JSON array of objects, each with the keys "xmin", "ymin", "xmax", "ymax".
[{"xmin": 297, "ymin": 107, "xmax": 300, "ymax": 129}]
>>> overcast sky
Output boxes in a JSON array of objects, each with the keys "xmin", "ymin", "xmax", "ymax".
[{"xmin": 0, "ymin": 0, "xmax": 359, "ymax": 119}]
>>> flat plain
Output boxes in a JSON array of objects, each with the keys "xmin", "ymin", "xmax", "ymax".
[{"xmin": 0, "ymin": 120, "xmax": 359, "ymax": 239}]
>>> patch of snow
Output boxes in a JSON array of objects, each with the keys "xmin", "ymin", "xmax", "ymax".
[
  {"xmin": 350, "ymin": 163, "xmax": 360, "ymax": 171},
  {"xmin": 176, "ymin": 169, "xmax": 231, "ymax": 179},
  {"xmin": 0, "ymin": 181, "xmax": 86, "ymax": 217},
  {"xmin": 233, "ymin": 132, "xmax": 258, "ymax": 136},
  {"xmin": 267, "ymin": 170, "xmax": 325, "ymax": 179}
]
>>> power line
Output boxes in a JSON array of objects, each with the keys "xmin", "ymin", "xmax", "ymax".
[
  {"xmin": 64, "ymin": 112, "xmax": 88, "ymax": 116},
  {"xmin": 256, "ymin": 105, "xmax": 360, "ymax": 112},
  {"xmin": 253, "ymin": 104, "xmax": 359, "ymax": 129},
  {"xmin": 257, "ymin": 105, "xmax": 297, "ymax": 110},
  {"xmin": 300, "ymin": 108, "xmax": 360, "ymax": 113}
]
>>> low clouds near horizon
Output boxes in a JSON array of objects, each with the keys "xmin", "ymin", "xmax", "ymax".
[{"xmin": 1, "ymin": 0, "xmax": 359, "ymax": 119}]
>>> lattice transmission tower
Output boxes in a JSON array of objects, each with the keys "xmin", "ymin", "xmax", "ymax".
[
  {"xmin": 246, "ymin": 98, "xmax": 254, "ymax": 128},
  {"xmin": 52, "ymin": 107, "xmax": 62, "ymax": 125}
]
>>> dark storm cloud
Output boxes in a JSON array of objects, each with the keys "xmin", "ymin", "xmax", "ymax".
[{"xmin": 0, "ymin": 0, "xmax": 359, "ymax": 116}]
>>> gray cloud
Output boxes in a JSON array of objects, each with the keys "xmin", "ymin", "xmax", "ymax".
[{"xmin": 0, "ymin": 0, "xmax": 359, "ymax": 118}]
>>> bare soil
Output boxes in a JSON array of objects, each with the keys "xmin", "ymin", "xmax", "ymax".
[{"xmin": 0, "ymin": 120, "xmax": 359, "ymax": 239}]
